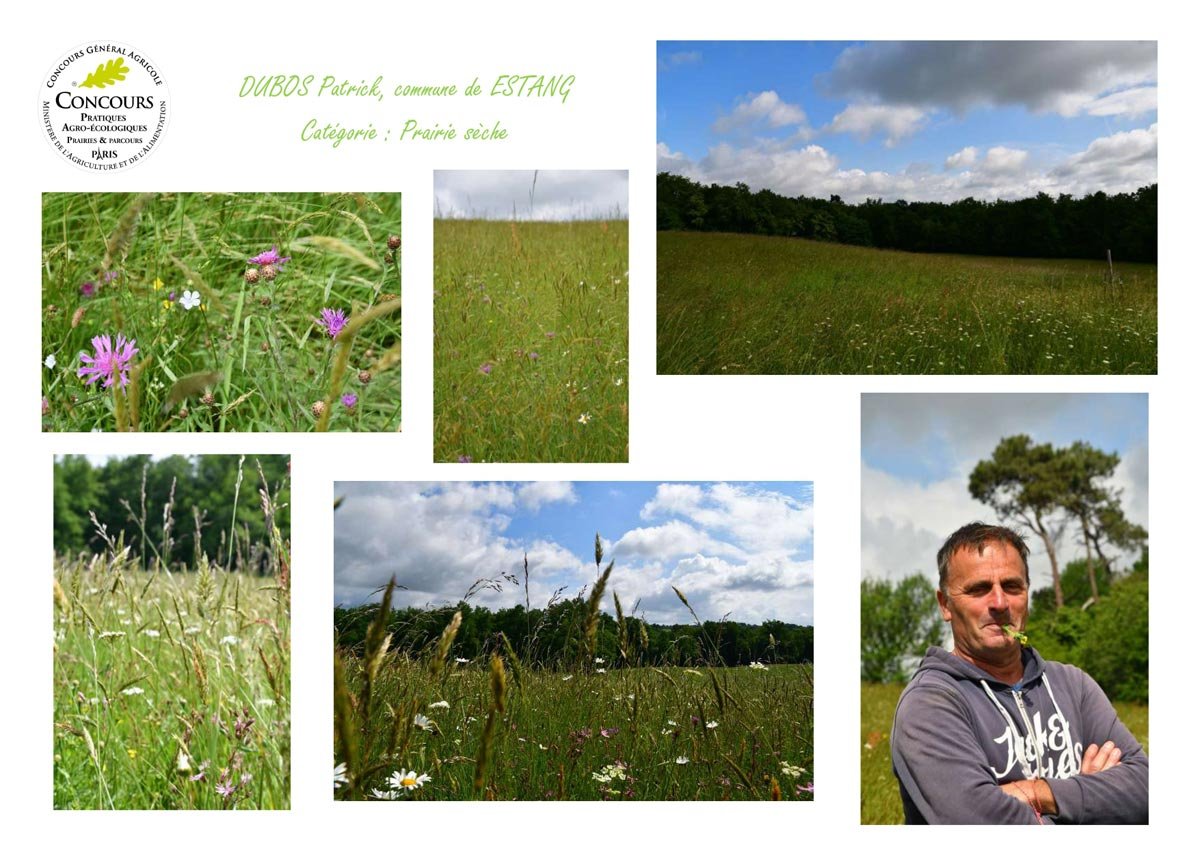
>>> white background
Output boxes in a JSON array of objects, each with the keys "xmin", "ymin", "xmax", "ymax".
[{"xmin": 3, "ymin": 0, "xmax": 1190, "ymax": 843}]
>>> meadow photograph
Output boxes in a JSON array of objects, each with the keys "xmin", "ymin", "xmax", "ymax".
[
  {"xmin": 657, "ymin": 42, "xmax": 1157, "ymax": 374},
  {"xmin": 434, "ymin": 171, "xmax": 628, "ymax": 463},
  {"xmin": 42, "ymin": 192, "xmax": 401, "ymax": 431},
  {"xmin": 333, "ymin": 481, "xmax": 813, "ymax": 800},
  {"xmin": 860, "ymin": 395, "xmax": 1148, "ymax": 824},
  {"xmin": 53, "ymin": 454, "xmax": 291, "ymax": 809}
]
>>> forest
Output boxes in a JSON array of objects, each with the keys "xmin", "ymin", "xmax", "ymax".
[
  {"xmin": 657, "ymin": 172, "xmax": 1157, "ymax": 263},
  {"xmin": 53, "ymin": 454, "xmax": 291, "ymax": 571},
  {"xmin": 334, "ymin": 600, "xmax": 813, "ymax": 669}
]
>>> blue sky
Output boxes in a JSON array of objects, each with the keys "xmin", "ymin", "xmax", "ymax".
[
  {"xmin": 335, "ymin": 481, "xmax": 814, "ymax": 625},
  {"xmin": 860, "ymin": 394, "xmax": 1148, "ymax": 589},
  {"xmin": 658, "ymin": 42, "xmax": 1157, "ymax": 203}
]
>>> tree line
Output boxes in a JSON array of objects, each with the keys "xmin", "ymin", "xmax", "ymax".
[
  {"xmin": 861, "ymin": 434, "xmax": 1148, "ymax": 701},
  {"xmin": 334, "ymin": 599, "xmax": 813, "ymax": 670},
  {"xmin": 54, "ymin": 454, "xmax": 291, "ymax": 573},
  {"xmin": 658, "ymin": 172, "xmax": 1157, "ymax": 263}
]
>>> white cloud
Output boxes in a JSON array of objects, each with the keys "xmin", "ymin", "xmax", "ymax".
[
  {"xmin": 713, "ymin": 90, "xmax": 808, "ymax": 133},
  {"xmin": 657, "ymin": 121, "xmax": 1155, "ymax": 203},
  {"xmin": 978, "ymin": 146, "xmax": 1030, "ymax": 175},
  {"xmin": 642, "ymin": 482, "xmax": 814, "ymax": 554},
  {"xmin": 612, "ymin": 520, "xmax": 743, "ymax": 562},
  {"xmin": 828, "ymin": 102, "xmax": 928, "ymax": 147},
  {"xmin": 1084, "ymin": 86, "xmax": 1157, "ymax": 118},
  {"xmin": 516, "ymin": 481, "xmax": 577, "ymax": 511},
  {"xmin": 1049, "ymin": 123, "xmax": 1157, "ymax": 192},
  {"xmin": 945, "ymin": 146, "xmax": 977, "ymax": 170},
  {"xmin": 434, "ymin": 170, "xmax": 627, "ymax": 221},
  {"xmin": 659, "ymin": 50, "xmax": 701, "ymax": 70},
  {"xmin": 337, "ymin": 482, "xmax": 813, "ymax": 625}
]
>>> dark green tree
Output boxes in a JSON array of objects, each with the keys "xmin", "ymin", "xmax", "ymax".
[
  {"xmin": 860, "ymin": 574, "xmax": 944, "ymax": 683},
  {"xmin": 969, "ymin": 435, "xmax": 1069, "ymax": 608}
]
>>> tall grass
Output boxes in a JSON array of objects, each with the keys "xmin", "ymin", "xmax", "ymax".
[
  {"xmin": 658, "ymin": 232, "xmax": 1157, "ymax": 375},
  {"xmin": 334, "ymin": 536, "xmax": 812, "ymax": 801},
  {"xmin": 434, "ymin": 219, "xmax": 628, "ymax": 462},
  {"xmin": 41, "ymin": 192, "xmax": 401, "ymax": 431},
  {"xmin": 53, "ymin": 461, "xmax": 291, "ymax": 809}
]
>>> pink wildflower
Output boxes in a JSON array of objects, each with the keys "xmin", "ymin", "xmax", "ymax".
[
  {"xmin": 318, "ymin": 308, "xmax": 348, "ymax": 338},
  {"xmin": 247, "ymin": 246, "xmax": 291, "ymax": 267},
  {"xmin": 77, "ymin": 334, "xmax": 138, "ymax": 390}
]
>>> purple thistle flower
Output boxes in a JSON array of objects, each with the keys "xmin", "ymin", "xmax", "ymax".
[
  {"xmin": 247, "ymin": 246, "xmax": 291, "ymax": 267},
  {"xmin": 318, "ymin": 308, "xmax": 348, "ymax": 338},
  {"xmin": 77, "ymin": 334, "xmax": 138, "ymax": 390},
  {"xmin": 340, "ymin": 393, "xmax": 357, "ymax": 410},
  {"xmin": 528, "ymin": 351, "xmax": 540, "ymax": 361},
  {"xmin": 478, "ymin": 362, "xmax": 493, "ymax": 375},
  {"xmin": 79, "ymin": 281, "xmax": 97, "ymax": 298},
  {"xmin": 457, "ymin": 455, "xmax": 473, "ymax": 463}
]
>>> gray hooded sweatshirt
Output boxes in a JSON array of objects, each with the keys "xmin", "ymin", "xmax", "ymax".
[{"xmin": 891, "ymin": 646, "xmax": 1148, "ymax": 824}]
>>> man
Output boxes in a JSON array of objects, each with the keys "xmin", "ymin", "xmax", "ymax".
[{"xmin": 891, "ymin": 522, "xmax": 1148, "ymax": 824}]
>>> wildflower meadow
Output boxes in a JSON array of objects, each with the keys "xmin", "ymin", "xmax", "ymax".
[
  {"xmin": 334, "ymin": 536, "xmax": 813, "ymax": 801},
  {"xmin": 434, "ymin": 219, "xmax": 628, "ymax": 462},
  {"xmin": 53, "ymin": 455, "xmax": 291, "ymax": 809},
  {"xmin": 41, "ymin": 192, "xmax": 401, "ymax": 431},
  {"xmin": 658, "ymin": 231, "xmax": 1157, "ymax": 375}
]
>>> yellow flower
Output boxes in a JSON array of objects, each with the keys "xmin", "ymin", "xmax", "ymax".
[
  {"xmin": 162, "ymin": 299, "xmax": 173, "ymax": 310},
  {"xmin": 127, "ymin": 748, "xmax": 138, "ymax": 759},
  {"xmin": 153, "ymin": 277, "xmax": 164, "ymax": 291}
]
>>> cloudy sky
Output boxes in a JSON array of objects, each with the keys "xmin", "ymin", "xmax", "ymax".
[
  {"xmin": 434, "ymin": 170, "xmax": 628, "ymax": 220},
  {"xmin": 658, "ymin": 41, "xmax": 1157, "ymax": 203},
  {"xmin": 335, "ymin": 481, "xmax": 813, "ymax": 625},
  {"xmin": 861, "ymin": 394, "xmax": 1148, "ymax": 591}
]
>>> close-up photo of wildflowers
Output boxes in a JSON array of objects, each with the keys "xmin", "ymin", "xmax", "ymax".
[
  {"xmin": 52, "ymin": 455, "xmax": 291, "ymax": 809},
  {"xmin": 41, "ymin": 193, "xmax": 401, "ymax": 432}
]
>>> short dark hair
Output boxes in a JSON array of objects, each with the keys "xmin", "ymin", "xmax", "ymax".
[{"xmin": 936, "ymin": 522, "xmax": 1030, "ymax": 592}]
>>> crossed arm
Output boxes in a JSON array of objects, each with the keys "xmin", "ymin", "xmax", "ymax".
[{"xmin": 998, "ymin": 740, "xmax": 1124, "ymax": 816}]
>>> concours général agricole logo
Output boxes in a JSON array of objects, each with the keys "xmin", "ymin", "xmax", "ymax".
[{"xmin": 41, "ymin": 41, "xmax": 170, "ymax": 171}]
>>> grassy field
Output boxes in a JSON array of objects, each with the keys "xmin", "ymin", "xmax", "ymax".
[
  {"xmin": 53, "ymin": 470, "xmax": 291, "ymax": 809},
  {"xmin": 860, "ymin": 682, "xmax": 1149, "ymax": 824},
  {"xmin": 434, "ymin": 219, "xmax": 628, "ymax": 463},
  {"xmin": 658, "ymin": 231, "xmax": 1156, "ymax": 375},
  {"xmin": 336, "ymin": 654, "xmax": 812, "ymax": 801},
  {"xmin": 42, "ymin": 192, "xmax": 401, "ymax": 431}
]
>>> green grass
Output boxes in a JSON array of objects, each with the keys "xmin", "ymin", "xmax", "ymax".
[
  {"xmin": 658, "ymin": 231, "xmax": 1157, "ymax": 374},
  {"xmin": 41, "ymin": 192, "xmax": 401, "ymax": 431},
  {"xmin": 434, "ymin": 219, "xmax": 628, "ymax": 462},
  {"xmin": 54, "ymin": 565, "xmax": 291, "ymax": 809},
  {"xmin": 860, "ymin": 681, "xmax": 1149, "ymax": 824},
  {"xmin": 337, "ymin": 657, "xmax": 812, "ymax": 801}
]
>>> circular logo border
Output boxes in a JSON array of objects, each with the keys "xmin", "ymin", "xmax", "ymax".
[{"xmin": 40, "ymin": 40, "xmax": 171, "ymax": 172}]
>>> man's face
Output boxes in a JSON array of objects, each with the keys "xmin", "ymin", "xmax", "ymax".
[{"xmin": 937, "ymin": 540, "xmax": 1029, "ymax": 665}]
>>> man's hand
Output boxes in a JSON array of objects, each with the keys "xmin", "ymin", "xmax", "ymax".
[
  {"xmin": 999, "ymin": 778, "xmax": 1058, "ymax": 817},
  {"xmin": 1081, "ymin": 741, "xmax": 1122, "ymax": 774},
  {"xmin": 998, "ymin": 741, "xmax": 1124, "ymax": 820}
]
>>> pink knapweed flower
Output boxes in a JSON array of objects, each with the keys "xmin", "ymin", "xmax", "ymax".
[
  {"xmin": 340, "ymin": 393, "xmax": 357, "ymax": 410},
  {"xmin": 78, "ymin": 334, "xmax": 138, "ymax": 390},
  {"xmin": 79, "ymin": 281, "xmax": 97, "ymax": 298},
  {"xmin": 478, "ymin": 362, "xmax": 493, "ymax": 375},
  {"xmin": 247, "ymin": 246, "xmax": 291, "ymax": 267},
  {"xmin": 318, "ymin": 308, "xmax": 348, "ymax": 338}
]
